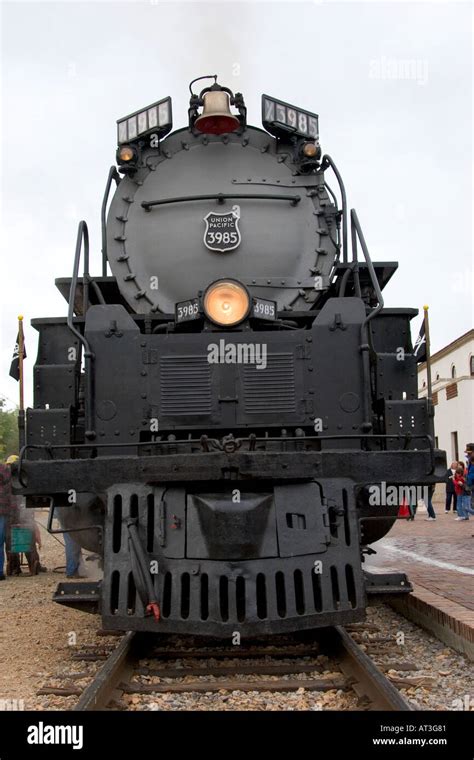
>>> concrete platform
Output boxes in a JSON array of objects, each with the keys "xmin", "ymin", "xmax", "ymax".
[{"xmin": 365, "ymin": 505, "xmax": 474, "ymax": 659}]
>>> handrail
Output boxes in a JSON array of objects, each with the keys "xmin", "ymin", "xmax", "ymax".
[
  {"xmin": 67, "ymin": 221, "xmax": 96, "ymax": 440},
  {"xmin": 46, "ymin": 501, "xmax": 103, "ymax": 538},
  {"xmin": 338, "ymin": 262, "xmax": 361, "ymax": 298},
  {"xmin": 19, "ymin": 432, "xmax": 434, "ymax": 451},
  {"xmin": 101, "ymin": 166, "xmax": 120, "ymax": 276},
  {"xmin": 349, "ymin": 208, "xmax": 385, "ymax": 434},
  {"xmin": 320, "ymin": 154, "xmax": 348, "ymax": 263},
  {"xmin": 350, "ymin": 208, "xmax": 384, "ymax": 324},
  {"xmin": 17, "ymin": 432, "xmax": 436, "ymax": 487},
  {"xmin": 90, "ymin": 279, "xmax": 106, "ymax": 305},
  {"xmin": 142, "ymin": 192, "xmax": 301, "ymax": 211}
]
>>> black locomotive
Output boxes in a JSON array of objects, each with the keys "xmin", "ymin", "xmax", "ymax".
[{"xmin": 17, "ymin": 77, "xmax": 445, "ymax": 636}]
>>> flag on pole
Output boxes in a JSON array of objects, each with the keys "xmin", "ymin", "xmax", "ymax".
[
  {"xmin": 413, "ymin": 319, "xmax": 426, "ymax": 362},
  {"xmin": 9, "ymin": 325, "xmax": 26, "ymax": 381},
  {"xmin": 11, "ymin": 316, "xmax": 26, "ymax": 448}
]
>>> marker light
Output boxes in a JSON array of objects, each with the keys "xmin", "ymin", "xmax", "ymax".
[
  {"xmin": 302, "ymin": 142, "xmax": 318, "ymax": 157},
  {"xmin": 203, "ymin": 280, "xmax": 250, "ymax": 326},
  {"xmin": 118, "ymin": 145, "xmax": 135, "ymax": 162}
]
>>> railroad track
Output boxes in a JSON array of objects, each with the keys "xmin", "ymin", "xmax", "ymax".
[{"xmin": 66, "ymin": 626, "xmax": 412, "ymax": 712}]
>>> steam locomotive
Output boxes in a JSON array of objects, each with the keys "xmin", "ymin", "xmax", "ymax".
[{"xmin": 17, "ymin": 77, "xmax": 445, "ymax": 636}]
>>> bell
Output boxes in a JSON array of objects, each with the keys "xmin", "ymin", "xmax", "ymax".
[{"xmin": 195, "ymin": 90, "xmax": 240, "ymax": 135}]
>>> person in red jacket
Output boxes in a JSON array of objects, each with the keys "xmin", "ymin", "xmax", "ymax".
[{"xmin": 454, "ymin": 465, "xmax": 472, "ymax": 521}]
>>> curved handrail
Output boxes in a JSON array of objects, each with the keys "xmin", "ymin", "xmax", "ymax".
[
  {"xmin": 320, "ymin": 154, "xmax": 348, "ymax": 263},
  {"xmin": 101, "ymin": 166, "xmax": 120, "ymax": 276},
  {"xmin": 67, "ymin": 221, "xmax": 96, "ymax": 439},
  {"xmin": 349, "ymin": 208, "xmax": 385, "ymax": 434}
]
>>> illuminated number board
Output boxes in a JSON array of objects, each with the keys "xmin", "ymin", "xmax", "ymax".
[
  {"xmin": 117, "ymin": 96, "xmax": 173, "ymax": 144},
  {"xmin": 175, "ymin": 298, "xmax": 200, "ymax": 324},
  {"xmin": 261, "ymin": 94, "xmax": 319, "ymax": 140},
  {"xmin": 252, "ymin": 297, "xmax": 277, "ymax": 321}
]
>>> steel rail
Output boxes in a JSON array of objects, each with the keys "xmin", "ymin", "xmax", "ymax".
[
  {"xmin": 73, "ymin": 626, "xmax": 413, "ymax": 711},
  {"xmin": 333, "ymin": 626, "xmax": 413, "ymax": 711},
  {"xmin": 73, "ymin": 631, "xmax": 137, "ymax": 711}
]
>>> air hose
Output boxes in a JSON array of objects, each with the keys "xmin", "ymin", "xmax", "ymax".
[{"xmin": 126, "ymin": 519, "xmax": 160, "ymax": 621}]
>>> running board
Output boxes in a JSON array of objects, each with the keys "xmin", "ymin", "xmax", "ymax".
[
  {"xmin": 364, "ymin": 571, "xmax": 412, "ymax": 595},
  {"xmin": 53, "ymin": 581, "xmax": 102, "ymax": 614}
]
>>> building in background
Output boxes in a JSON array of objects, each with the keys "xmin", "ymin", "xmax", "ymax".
[{"xmin": 418, "ymin": 329, "xmax": 474, "ymax": 462}]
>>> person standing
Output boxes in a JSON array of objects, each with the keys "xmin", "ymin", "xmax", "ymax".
[
  {"xmin": 63, "ymin": 530, "xmax": 85, "ymax": 578},
  {"xmin": 15, "ymin": 497, "xmax": 44, "ymax": 575},
  {"xmin": 0, "ymin": 461, "xmax": 13, "ymax": 580},
  {"xmin": 3, "ymin": 456, "xmax": 45, "ymax": 576},
  {"xmin": 467, "ymin": 454, "xmax": 474, "ymax": 507},
  {"xmin": 0, "ymin": 457, "xmax": 17, "ymax": 581},
  {"xmin": 445, "ymin": 462, "xmax": 458, "ymax": 513},
  {"xmin": 454, "ymin": 465, "xmax": 473, "ymax": 521},
  {"xmin": 55, "ymin": 506, "xmax": 86, "ymax": 579},
  {"xmin": 424, "ymin": 484, "xmax": 437, "ymax": 521}
]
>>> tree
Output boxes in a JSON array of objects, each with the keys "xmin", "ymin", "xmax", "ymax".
[{"xmin": 0, "ymin": 398, "xmax": 19, "ymax": 460}]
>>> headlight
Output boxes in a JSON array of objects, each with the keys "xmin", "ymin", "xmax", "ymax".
[{"xmin": 203, "ymin": 280, "xmax": 250, "ymax": 326}]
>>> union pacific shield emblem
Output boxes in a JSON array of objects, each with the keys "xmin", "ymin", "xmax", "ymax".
[{"xmin": 203, "ymin": 204, "xmax": 241, "ymax": 253}]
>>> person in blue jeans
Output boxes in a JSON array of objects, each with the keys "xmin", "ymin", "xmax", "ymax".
[
  {"xmin": 454, "ymin": 465, "xmax": 474, "ymax": 520},
  {"xmin": 456, "ymin": 492, "xmax": 473, "ymax": 520},
  {"xmin": 57, "ymin": 507, "xmax": 86, "ymax": 578},
  {"xmin": 63, "ymin": 530, "xmax": 85, "ymax": 578},
  {"xmin": 424, "ymin": 484, "xmax": 437, "ymax": 520},
  {"xmin": 467, "ymin": 454, "xmax": 474, "ymax": 510}
]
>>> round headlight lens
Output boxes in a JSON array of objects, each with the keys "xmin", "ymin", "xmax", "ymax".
[
  {"xmin": 302, "ymin": 141, "xmax": 318, "ymax": 157},
  {"xmin": 203, "ymin": 280, "xmax": 250, "ymax": 326},
  {"xmin": 118, "ymin": 145, "xmax": 135, "ymax": 162}
]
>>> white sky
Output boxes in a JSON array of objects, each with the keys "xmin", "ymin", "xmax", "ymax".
[{"xmin": 0, "ymin": 0, "xmax": 472, "ymax": 407}]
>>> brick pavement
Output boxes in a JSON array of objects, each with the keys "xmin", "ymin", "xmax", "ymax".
[
  {"xmin": 366, "ymin": 507, "xmax": 473, "ymax": 610},
  {"xmin": 365, "ymin": 505, "xmax": 474, "ymax": 657}
]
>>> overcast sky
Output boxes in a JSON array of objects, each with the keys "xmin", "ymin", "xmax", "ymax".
[{"xmin": 0, "ymin": 0, "xmax": 472, "ymax": 407}]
